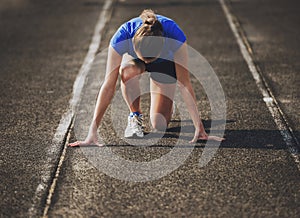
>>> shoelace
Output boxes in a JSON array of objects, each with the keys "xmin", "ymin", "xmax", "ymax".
[{"xmin": 131, "ymin": 115, "xmax": 143, "ymax": 132}]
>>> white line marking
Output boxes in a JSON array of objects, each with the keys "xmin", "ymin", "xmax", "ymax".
[
  {"xmin": 42, "ymin": 121, "xmax": 73, "ymax": 217},
  {"xmin": 28, "ymin": 0, "xmax": 114, "ymax": 217},
  {"xmin": 219, "ymin": 0, "xmax": 300, "ymax": 169}
]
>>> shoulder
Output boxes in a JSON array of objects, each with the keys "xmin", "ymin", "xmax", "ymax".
[
  {"xmin": 157, "ymin": 15, "xmax": 186, "ymax": 41},
  {"xmin": 157, "ymin": 15, "xmax": 178, "ymax": 27},
  {"xmin": 118, "ymin": 17, "xmax": 143, "ymax": 37},
  {"xmin": 157, "ymin": 15, "xmax": 184, "ymax": 33}
]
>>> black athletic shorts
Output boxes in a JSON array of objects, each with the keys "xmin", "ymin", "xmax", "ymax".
[{"xmin": 134, "ymin": 58, "xmax": 177, "ymax": 84}]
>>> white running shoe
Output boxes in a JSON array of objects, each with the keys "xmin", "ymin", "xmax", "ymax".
[{"xmin": 124, "ymin": 114, "xmax": 144, "ymax": 138}]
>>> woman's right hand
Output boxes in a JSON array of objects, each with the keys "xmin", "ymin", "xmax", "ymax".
[{"xmin": 68, "ymin": 135, "xmax": 103, "ymax": 147}]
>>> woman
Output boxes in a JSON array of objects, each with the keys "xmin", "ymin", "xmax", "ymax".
[{"xmin": 69, "ymin": 9, "xmax": 224, "ymax": 147}]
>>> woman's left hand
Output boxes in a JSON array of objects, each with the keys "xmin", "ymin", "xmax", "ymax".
[{"xmin": 189, "ymin": 129, "xmax": 225, "ymax": 143}]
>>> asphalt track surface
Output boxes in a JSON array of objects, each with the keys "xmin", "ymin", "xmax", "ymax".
[{"xmin": 0, "ymin": 0, "xmax": 299, "ymax": 217}]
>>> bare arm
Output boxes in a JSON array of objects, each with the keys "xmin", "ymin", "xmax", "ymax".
[
  {"xmin": 69, "ymin": 46, "xmax": 122, "ymax": 146},
  {"xmin": 174, "ymin": 42, "xmax": 224, "ymax": 143}
]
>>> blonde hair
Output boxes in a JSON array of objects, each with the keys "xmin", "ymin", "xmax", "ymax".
[{"xmin": 133, "ymin": 9, "xmax": 164, "ymax": 59}]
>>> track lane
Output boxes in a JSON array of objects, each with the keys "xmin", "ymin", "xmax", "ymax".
[{"xmin": 47, "ymin": 0, "xmax": 300, "ymax": 217}]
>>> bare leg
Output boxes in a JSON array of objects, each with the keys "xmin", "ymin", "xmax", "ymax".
[
  {"xmin": 120, "ymin": 60, "xmax": 145, "ymax": 113},
  {"xmin": 150, "ymin": 79, "xmax": 176, "ymax": 130}
]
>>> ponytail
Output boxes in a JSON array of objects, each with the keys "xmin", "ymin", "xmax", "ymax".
[
  {"xmin": 136, "ymin": 9, "xmax": 163, "ymax": 36},
  {"xmin": 133, "ymin": 9, "xmax": 164, "ymax": 59}
]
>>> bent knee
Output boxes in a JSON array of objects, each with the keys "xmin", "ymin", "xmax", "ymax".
[
  {"xmin": 151, "ymin": 114, "xmax": 169, "ymax": 131},
  {"xmin": 120, "ymin": 62, "xmax": 145, "ymax": 83},
  {"xmin": 120, "ymin": 65, "xmax": 140, "ymax": 82}
]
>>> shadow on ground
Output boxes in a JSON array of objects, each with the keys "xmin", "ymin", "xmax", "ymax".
[{"xmin": 73, "ymin": 119, "xmax": 292, "ymax": 150}]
